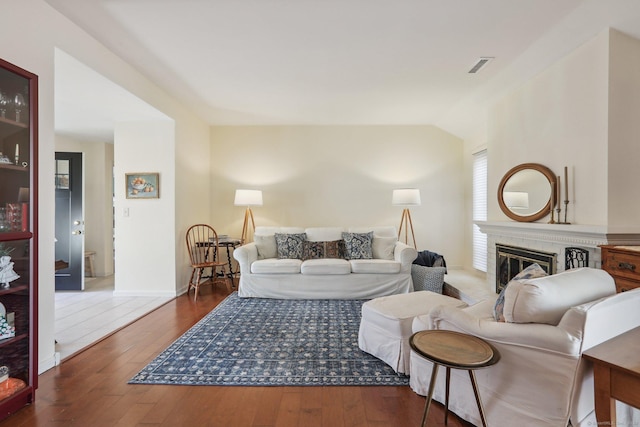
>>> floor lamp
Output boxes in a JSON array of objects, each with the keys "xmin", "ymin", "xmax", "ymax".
[
  {"xmin": 234, "ymin": 189, "xmax": 263, "ymax": 243},
  {"xmin": 392, "ymin": 188, "xmax": 420, "ymax": 249}
]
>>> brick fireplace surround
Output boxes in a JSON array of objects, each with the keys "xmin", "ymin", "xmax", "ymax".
[{"xmin": 477, "ymin": 221, "xmax": 640, "ymax": 292}]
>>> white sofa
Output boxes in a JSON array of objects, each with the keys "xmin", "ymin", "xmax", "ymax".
[
  {"xmin": 407, "ymin": 268, "xmax": 640, "ymax": 427},
  {"xmin": 233, "ymin": 226, "xmax": 418, "ymax": 299}
]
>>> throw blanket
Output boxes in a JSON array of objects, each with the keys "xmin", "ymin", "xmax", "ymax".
[{"xmin": 413, "ymin": 250, "xmax": 447, "ymax": 272}]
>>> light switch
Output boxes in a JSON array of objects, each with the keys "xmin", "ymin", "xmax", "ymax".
[{"xmin": 123, "ymin": 207, "xmax": 130, "ymax": 217}]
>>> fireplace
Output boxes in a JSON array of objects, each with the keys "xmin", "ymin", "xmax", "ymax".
[
  {"xmin": 496, "ymin": 244, "xmax": 557, "ymax": 292},
  {"xmin": 477, "ymin": 221, "xmax": 640, "ymax": 294}
]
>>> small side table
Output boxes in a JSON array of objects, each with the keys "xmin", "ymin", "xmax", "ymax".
[
  {"xmin": 582, "ymin": 326, "xmax": 640, "ymax": 426},
  {"xmin": 218, "ymin": 238, "xmax": 242, "ymax": 277},
  {"xmin": 410, "ymin": 330, "xmax": 499, "ymax": 427},
  {"xmin": 196, "ymin": 238, "xmax": 242, "ymax": 280}
]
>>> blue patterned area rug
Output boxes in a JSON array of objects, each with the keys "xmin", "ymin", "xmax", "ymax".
[{"xmin": 129, "ymin": 292, "xmax": 408, "ymax": 386}]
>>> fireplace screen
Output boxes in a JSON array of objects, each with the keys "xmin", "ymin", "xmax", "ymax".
[{"xmin": 496, "ymin": 244, "xmax": 557, "ymax": 292}]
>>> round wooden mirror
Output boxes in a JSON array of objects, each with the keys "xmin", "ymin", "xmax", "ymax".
[{"xmin": 497, "ymin": 163, "xmax": 557, "ymax": 222}]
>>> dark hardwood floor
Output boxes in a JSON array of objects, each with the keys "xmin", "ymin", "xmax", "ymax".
[{"xmin": 1, "ymin": 285, "xmax": 474, "ymax": 427}]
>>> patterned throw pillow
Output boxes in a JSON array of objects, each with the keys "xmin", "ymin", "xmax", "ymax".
[
  {"xmin": 493, "ymin": 263, "xmax": 548, "ymax": 322},
  {"xmin": 301, "ymin": 240, "xmax": 344, "ymax": 260},
  {"xmin": 275, "ymin": 233, "xmax": 307, "ymax": 259},
  {"xmin": 342, "ymin": 231, "xmax": 373, "ymax": 260}
]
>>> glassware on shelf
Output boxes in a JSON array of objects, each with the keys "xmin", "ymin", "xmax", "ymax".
[
  {"xmin": 0, "ymin": 91, "xmax": 9, "ymax": 119},
  {"xmin": 5, "ymin": 204, "xmax": 21, "ymax": 231},
  {"xmin": 0, "ymin": 208, "xmax": 9, "ymax": 233},
  {"xmin": 13, "ymin": 93, "xmax": 26, "ymax": 123},
  {"xmin": 0, "ymin": 152, "xmax": 10, "ymax": 164}
]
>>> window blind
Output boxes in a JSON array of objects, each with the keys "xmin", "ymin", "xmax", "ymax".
[{"xmin": 472, "ymin": 150, "xmax": 488, "ymax": 272}]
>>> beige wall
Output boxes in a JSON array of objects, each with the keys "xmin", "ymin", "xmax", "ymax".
[
  {"xmin": 485, "ymin": 28, "xmax": 640, "ymax": 234},
  {"xmin": 608, "ymin": 30, "xmax": 640, "ymax": 232},
  {"xmin": 115, "ymin": 120, "xmax": 177, "ymax": 296},
  {"xmin": 487, "ymin": 29, "xmax": 610, "ymax": 226},
  {"xmin": 55, "ymin": 135, "xmax": 114, "ymax": 277},
  {"xmin": 210, "ymin": 125, "xmax": 466, "ymax": 267}
]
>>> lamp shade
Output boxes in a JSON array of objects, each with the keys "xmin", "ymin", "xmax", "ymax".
[
  {"xmin": 234, "ymin": 189, "xmax": 263, "ymax": 206},
  {"xmin": 392, "ymin": 188, "xmax": 421, "ymax": 206}
]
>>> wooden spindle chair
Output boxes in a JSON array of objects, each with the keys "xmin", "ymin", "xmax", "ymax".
[{"xmin": 185, "ymin": 224, "xmax": 232, "ymax": 300}]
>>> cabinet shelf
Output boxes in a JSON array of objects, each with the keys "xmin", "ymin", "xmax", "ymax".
[
  {"xmin": 0, "ymin": 163, "xmax": 28, "ymax": 172},
  {"xmin": 0, "ymin": 284, "xmax": 28, "ymax": 296},
  {"xmin": 0, "ymin": 333, "xmax": 27, "ymax": 349},
  {"xmin": 0, "ymin": 117, "xmax": 27, "ymax": 129},
  {"xmin": 0, "ymin": 232, "xmax": 32, "ymax": 241}
]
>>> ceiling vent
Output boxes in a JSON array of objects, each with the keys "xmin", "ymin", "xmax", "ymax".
[{"xmin": 468, "ymin": 57, "xmax": 494, "ymax": 74}]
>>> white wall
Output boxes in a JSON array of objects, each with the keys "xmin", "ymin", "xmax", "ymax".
[
  {"xmin": 210, "ymin": 125, "xmax": 466, "ymax": 267},
  {"xmin": 484, "ymin": 28, "xmax": 640, "ymax": 235},
  {"xmin": 55, "ymin": 135, "xmax": 114, "ymax": 277},
  {"xmin": 608, "ymin": 30, "xmax": 640, "ymax": 232},
  {"xmin": 0, "ymin": 0, "xmax": 212, "ymax": 373},
  {"xmin": 487, "ymin": 29, "xmax": 610, "ymax": 226},
  {"xmin": 115, "ymin": 121, "xmax": 176, "ymax": 296}
]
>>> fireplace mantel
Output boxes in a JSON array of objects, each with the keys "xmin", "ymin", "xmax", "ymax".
[
  {"xmin": 476, "ymin": 221, "xmax": 640, "ymax": 292},
  {"xmin": 476, "ymin": 221, "xmax": 640, "ymax": 247}
]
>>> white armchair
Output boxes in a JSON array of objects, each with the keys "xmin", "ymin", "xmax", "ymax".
[{"xmin": 409, "ymin": 268, "xmax": 640, "ymax": 427}]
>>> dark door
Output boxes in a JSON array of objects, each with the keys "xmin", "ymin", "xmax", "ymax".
[{"xmin": 55, "ymin": 152, "xmax": 84, "ymax": 291}]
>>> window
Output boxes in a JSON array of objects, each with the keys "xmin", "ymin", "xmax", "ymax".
[{"xmin": 472, "ymin": 150, "xmax": 487, "ymax": 272}]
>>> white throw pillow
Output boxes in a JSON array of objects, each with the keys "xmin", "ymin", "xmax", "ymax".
[
  {"xmin": 372, "ymin": 236, "xmax": 396, "ymax": 260},
  {"xmin": 502, "ymin": 267, "xmax": 616, "ymax": 325},
  {"xmin": 254, "ymin": 234, "xmax": 277, "ymax": 259}
]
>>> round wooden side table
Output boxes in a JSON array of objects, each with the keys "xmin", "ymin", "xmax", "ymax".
[{"xmin": 409, "ymin": 330, "xmax": 500, "ymax": 427}]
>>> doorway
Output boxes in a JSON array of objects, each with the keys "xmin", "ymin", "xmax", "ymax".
[
  {"xmin": 55, "ymin": 152, "xmax": 84, "ymax": 291},
  {"xmin": 53, "ymin": 50, "xmax": 174, "ymax": 362}
]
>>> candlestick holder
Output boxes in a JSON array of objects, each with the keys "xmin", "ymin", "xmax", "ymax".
[
  {"xmin": 559, "ymin": 200, "xmax": 571, "ymax": 224},
  {"xmin": 548, "ymin": 205, "xmax": 556, "ymax": 224}
]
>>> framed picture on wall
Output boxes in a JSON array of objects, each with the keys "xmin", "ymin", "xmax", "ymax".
[{"xmin": 125, "ymin": 172, "xmax": 159, "ymax": 199}]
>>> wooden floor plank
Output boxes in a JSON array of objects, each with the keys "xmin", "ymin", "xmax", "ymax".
[
  {"xmin": 274, "ymin": 389, "xmax": 302, "ymax": 427},
  {"xmin": 341, "ymin": 387, "xmax": 367, "ymax": 427},
  {"xmin": 0, "ymin": 287, "xmax": 474, "ymax": 427}
]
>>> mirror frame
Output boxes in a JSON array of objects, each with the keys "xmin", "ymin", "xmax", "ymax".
[{"xmin": 497, "ymin": 163, "xmax": 557, "ymax": 222}]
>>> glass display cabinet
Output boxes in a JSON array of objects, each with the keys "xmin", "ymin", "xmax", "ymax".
[{"xmin": 0, "ymin": 57, "xmax": 38, "ymax": 421}]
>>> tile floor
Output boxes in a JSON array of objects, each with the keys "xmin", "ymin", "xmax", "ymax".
[{"xmin": 54, "ymin": 275, "xmax": 173, "ymax": 361}]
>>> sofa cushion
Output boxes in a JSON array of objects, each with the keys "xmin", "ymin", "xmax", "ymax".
[
  {"xmin": 275, "ymin": 233, "xmax": 307, "ymax": 259},
  {"xmin": 251, "ymin": 258, "xmax": 302, "ymax": 274},
  {"xmin": 350, "ymin": 259, "xmax": 401, "ymax": 274},
  {"xmin": 348, "ymin": 226, "xmax": 396, "ymax": 237},
  {"xmin": 254, "ymin": 234, "xmax": 277, "ymax": 259},
  {"xmin": 256, "ymin": 226, "xmax": 305, "ymax": 235},
  {"xmin": 305, "ymin": 227, "xmax": 344, "ymax": 242},
  {"xmin": 301, "ymin": 259, "xmax": 351, "ymax": 275},
  {"xmin": 302, "ymin": 240, "xmax": 344, "ymax": 260},
  {"xmin": 342, "ymin": 231, "xmax": 373, "ymax": 259},
  {"xmin": 503, "ymin": 267, "xmax": 617, "ymax": 325},
  {"xmin": 493, "ymin": 263, "xmax": 547, "ymax": 322}
]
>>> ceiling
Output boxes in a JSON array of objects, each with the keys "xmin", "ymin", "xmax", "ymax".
[{"xmin": 47, "ymin": 0, "xmax": 640, "ymax": 142}]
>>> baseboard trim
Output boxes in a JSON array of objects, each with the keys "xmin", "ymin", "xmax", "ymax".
[{"xmin": 112, "ymin": 290, "xmax": 176, "ymax": 298}]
